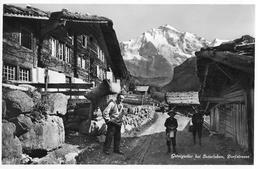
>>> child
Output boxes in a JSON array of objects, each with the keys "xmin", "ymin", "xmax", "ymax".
[{"xmin": 164, "ymin": 110, "xmax": 178, "ymax": 153}]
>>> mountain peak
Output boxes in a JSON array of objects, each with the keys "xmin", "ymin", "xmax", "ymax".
[
  {"xmin": 120, "ymin": 25, "xmax": 228, "ymax": 82},
  {"xmin": 158, "ymin": 24, "xmax": 181, "ymax": 32}
]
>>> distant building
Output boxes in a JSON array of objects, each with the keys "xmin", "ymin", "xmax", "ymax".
[
  {"xmin": 165, "ymin": 91, "xmax": 200, "ymax": 114},
  {"xmin": 196, "ymin": 35, "xmax": 254, "ymax": 154},
  {"xmin": 3, "ymin": 4, "xmax": 129, "ymax": 92},
  {"xmin": 135, "ymin": 85, "xmax": 149, "ymax": 95},
  {"xmin": 165, "ymin": 92, "xmax": 200, "ymax": 105}
]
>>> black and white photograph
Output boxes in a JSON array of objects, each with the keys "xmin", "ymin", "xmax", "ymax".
[{"xmin": 1, "ymin": 0, "xmax": 256, "ymax": 166}]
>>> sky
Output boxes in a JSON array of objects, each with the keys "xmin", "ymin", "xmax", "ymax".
[{"xmin": 5, "ymin": 3, "xmax": 255, "ymax": 42}]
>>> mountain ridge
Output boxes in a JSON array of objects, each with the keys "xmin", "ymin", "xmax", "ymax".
[{"xmin": 120, "ymin": 24, "xmax": 229, "ymax": 86}]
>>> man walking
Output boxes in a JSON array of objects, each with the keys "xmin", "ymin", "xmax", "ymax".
[
  {"xmin": 103, "ymin": 93, "xmax": 125, "ymax": 155},
  {"xmin": 192, "ymin": 109, "xmax": 204, "ymax": 145}
]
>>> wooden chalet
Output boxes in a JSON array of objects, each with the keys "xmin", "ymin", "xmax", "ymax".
[
  {"xmin": 3, "ymin": 4, "xmax": 129, "ymax": 93},
  {"xmin": 134, "ymin": 86, "xmax": 149, "ymax": 95},
  {"xmin": 166, "ymin": 92, "xmax": 200, "ymax": 105},
  {"xmin": 3, "ymin": 5, "xmax": 50, "ymax": 83},
  {"xmin": 165, "ymin": 92, "xmax": 200, "ymax": 114},
  {"xmin": 196, "ymin": 35, "xmax": 254, "ymax": 154}
]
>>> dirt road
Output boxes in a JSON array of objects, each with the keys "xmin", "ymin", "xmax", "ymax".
[{"xmin": 76, "ymin": 112, "xmax": 252, "ymax": 164}]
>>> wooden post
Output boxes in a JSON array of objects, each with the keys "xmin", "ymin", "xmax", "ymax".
[
  {"xmin": 201, "ymin": 64, "xmax": 209, "ymax": 96},
  {"xmin": 73, "ymin": 34, "xmax": 78, "ymax": 78},
  {"xmin": 44, "ymin": 68, "xmax": 49, "ymax": 93}
]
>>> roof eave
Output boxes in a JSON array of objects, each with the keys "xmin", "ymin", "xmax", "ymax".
[
  {"xmin": 196, "ymin": 50, "xmax": 254, "ymax": 74},
  {"xmin": 59, "ymin": 18, "xmax": 109, "ymax": 23},
  {"xmin": 4, "ymin": 13, "xmax": 49, "ymax": 20}
]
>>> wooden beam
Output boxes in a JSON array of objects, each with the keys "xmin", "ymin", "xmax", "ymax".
[
  {"xmin": 204, "ymin": 102, "xmax": 210, "ymax": 112},
  {"xmin": 200, "ymin": 96, "xmax": 245, "ymax": 103},
  {"xmin": 14, "ymin": 83, "xmax": 93, "ymax": 89},
  {"xmin": 200, "ymin": 96, "xmax": 225, "ymax": 103},
  {"xmin": 47, "ymin": 91, "xmax": 87, "ymax": 96}
]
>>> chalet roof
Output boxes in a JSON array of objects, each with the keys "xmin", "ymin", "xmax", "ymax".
[
  {"xmin": 99, "ymin": 24, "xmax": 129, "ymax": 79},
  {"xmin": 196, "ymin": 35, "xmax": 254, "ymax": 108},
  {"xmin": 136, "ymin": 86, "xmax": 149, "ymax": 92},
  {"xmin": 195, "ymin": 35, "xmax": 254, "ymax": 73},
  {"xmin": 166, "ymin": 92, "xmax": 200, "ymax": 105},
  {"xmin": 50, "ymin": 9, "xmax": 111, "ymax": 23},
  {"xmin": 50, "ymin": 9, "xmax": 129, "ymax": 79},
  {"xmin": 4, "ymin": 4, "xmax": 49, "ymax": 19},
  {"xmin": 3, "ymin": 4, "xmax": 129, "ymax": 80}
]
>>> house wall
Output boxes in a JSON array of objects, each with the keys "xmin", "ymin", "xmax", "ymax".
[
  {"xmin": 32, "ymin": 68, "xmax": 67, "ymax": 84},
  {"xmin": 3, "ymin": 14, "xmax": 122, "ymax": 105},
  {"xmin": 48, "ymin": 69, "xmax": 66, "ymax": 83},
  {"xmin": 3, "ymin": 18, "xmax": 39, "ymax": 81},
  {"xmin": 72, "ymin": 77, "xmax": 87, "ymax": 99},
  {"xmin": 210, "ymin": 107, "xmax": 220, "ymax": 132},
  {"xmin": 32, "ymin": 67, "xmax": 45, "ymax": 83},
  {"xmin": 40, "ymin": 36, "xmax": 74, "ymax": 77},
  {"xmin": 210, "ymin": 90, "xmax": 249, "ymax": 149},
  {"xmin": 74, "ymin": 24, "xmax": 107, "ymax": 84}
]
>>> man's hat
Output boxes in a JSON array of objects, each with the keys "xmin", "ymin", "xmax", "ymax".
[{"xmin": 168, "ymin": 110, "xmax": 176, "ymax": 116}]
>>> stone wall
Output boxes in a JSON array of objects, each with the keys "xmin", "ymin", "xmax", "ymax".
[{"xmin": 2, "ymin": 86, "xmax": 68, "ymax": 164}]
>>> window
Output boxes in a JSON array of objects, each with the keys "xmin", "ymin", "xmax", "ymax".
[
  {"xmin": 51, "ymin": 38, "xmax": 57, "ymax": 57},
  {"xmin": 82, "ymin": 58, "xmax": 86, "ymax": 69},
  {"xmin": 77, "ymin": 57, "xmax": 81, "ymax": 68},
  {"xmin": 78, "ymin": 56, "xmax": 87, "ymax": 69},
  {"xmin": 82, "ymin": 35, "xmax": 87, "ymax": 47},
  {"xmin": 101, "ymin": 51, "xmax": 105, "ymax": 62},
  {"xmin": 96, "ymin": 65, "xmax": 100, "ymax": 79},
  {"xmin": 58, "ymin": 43, "xmax": 64, "ymax": 60},
  {"xmin": 20, "ymin": 28, "xmax": 32, "ymax": 49},
  {"xmin": 97, "ymin": 46, "xmax": 100, "ymax": 60},
  {"xmin": 98, "ymin": 68, "xmax": 105, "ymax": 80},
  {"xmin": 68, "ymin": 35, "xmax": 74, "ymax": 46},
  {"xmin": 65, "ymin": 46, "xmax": 71, "ymax": 63},
  {"xmin": 103, "ymin": 70, "xmax": 107, "ymax": 79},
  {"xmin": 3, "ymin": 64, "xmax": 16, "ymax": 80},
  {"xmin": 69, "ymin": 48, "xmax": 73, "ymax": 63},
  {"xmin": 3, "ymin": 64, "xmax": 31, "ymax": 82},
  {"xmin": 97, "ymin": 45, "xmax": 105, "ymax": 62},
  {"xmin": 19, "ymin": 67, "xmax": 30, "ymax": 81},
  {"xmin": 100, "ymin": 51, "xmax": 103, "ymax": 62},
  {"xmin": 51, "ymin": 37, "xmax": 71, "ymax": 63}
]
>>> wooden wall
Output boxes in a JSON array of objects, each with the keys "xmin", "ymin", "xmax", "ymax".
[
  {"xmin": 3, "ymin": 18, "xmax": 39, "ymax": 69},
  {"xmin": 210, "ymin": 89, "xmax": 249, "ymax": 149},
  {"xmin": 73, "ymin": 24, "xmax": 107, "ymax": 82},
  {"xmin": 3, "ymin": 17, "xmax": 109, "ymax": 84},
  {"xmin": 40, "ymin": 36, "xmax": 74, "ymax": 77}
]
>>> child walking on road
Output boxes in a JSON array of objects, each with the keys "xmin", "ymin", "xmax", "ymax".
[{"xmin": 164, "ymin": 110, "xmax": 178, "ymax": 153}]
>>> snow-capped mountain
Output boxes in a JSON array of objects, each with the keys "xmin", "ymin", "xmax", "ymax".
[
  {"xmin": 210, "ymin": 38, "xmax": 230, "ymax": 47},
  {"xmin": 120, "ymin": 24, "xmax": 224, "ymax": 84}
]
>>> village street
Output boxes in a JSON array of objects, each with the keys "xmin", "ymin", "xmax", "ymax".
[{"xmin": 75, "ymin": 112, "xmax": 252, "ymax": 164}]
